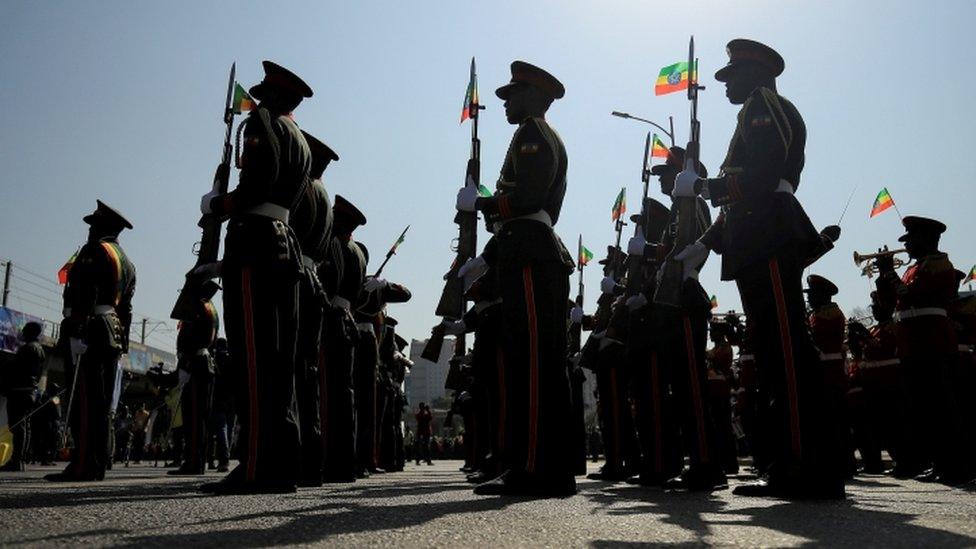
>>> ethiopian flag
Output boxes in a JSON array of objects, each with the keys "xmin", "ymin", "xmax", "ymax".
[
  {"xmin": 460, "ymin": 58, "xmax": 479, "ymax": 124},
  {"xmin": 611, "ymin": 188, "xmax": 626, "ymax": 222},
  {"xmin": 57, "ymin": 249, "xmax": 79, "ymax": 285},
  {"xmin": 655, "ymin": 61, "xmax": 695, "ymax": 96},
  {"xmin": 710, "ymin": 295, "xmax": 718, "ymax": 309},
  {"xmin": 651, "ymin": 134, "xmax": 670, "ymax": 159},
  {"xmin": 579, "ymin": 244, "xmax": 594, "ymax": 267},
  {"xmin": 232, "ymin": 82, "xmax": 255, "ymax": 114},
  {"xmin": 870, "ymin": 187, "xmax": 895, "ymax": 218},
  {"xmin": 968, "ymin": 265, "xmax": 976, "ymax": 283}
]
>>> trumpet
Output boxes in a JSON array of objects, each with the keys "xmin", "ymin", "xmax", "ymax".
[{"xmin": 853, "ymin": 247, "xmax": 907, "ymax": 278}]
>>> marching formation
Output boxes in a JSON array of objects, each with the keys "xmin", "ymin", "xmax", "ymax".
[{"xmin": 7, "ymin": 36, "xmax": 974, "ymax": 505}]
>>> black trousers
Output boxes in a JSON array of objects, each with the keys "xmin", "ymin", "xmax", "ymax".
[
  {"xmin": 595, "ymin": 341, "xmax": 637, "ymax": 474},
  {"xmin": 735, "ymin": 249, "xmax": 843, "ymax": 486},
  {"xmin": 295, "ymin": 272, "xmax": 324, "ymax": 484},
  {"xmin": 222, "ymin": 259, "xmax": 300, "ymax": 487},
  {"xmin": 353, "ymin": 328, "xmax": 379, "ymax": 472},
  {"xmin": 497, "ymin": 259, "xmax": 573, "ymax": 479},
  {"xmin": 180, "ymin": 356, "xmax": 214, "ymax": 473},
  {"xmin": 4, "ymin": 392, "xmax": 33, "ymax": 468},
  {"xmin": 66, "ymin": 346, "xmax": 118, "ymax": 479},
  {"xmin": 473, "ymin": 306, "xmax": 504, "ymax": 473},
  {"xmin": 319, "ymin": 309, "xmax": 356, "ymax": 480},
  {"xmin": 628, "ymin": 335, "xmax": 681, "ymax": 481}
]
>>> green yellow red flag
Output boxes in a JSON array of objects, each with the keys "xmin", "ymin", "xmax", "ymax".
[
  {"xmin": 968, "ymin": 265, "xmax": 976, "ymax": 282},
  {"xmin": 870, "ymin": 187, "xmax": 895, "ymax": 218},
  {"xmin": 611, "ymin": 188, "xmax": 626, "ymax": 222},
  {"xmin": 232, "ymin": 82, "xmax": 255, "ymax": 114},
  {"xmin": 710, "ymin": 295, "xmax": 718, "ymax": 309},
  {"xmin": 651, "ymin": 134, "xmax": 669, "ymax": 159},
  {"xmin": 460, "ymin": 58, "xmax": 479, "ymax": 124},
  {"xmin": 579, "ymin": 243, "xmax": 594, "ymax": 267},
  {"xmin": 655, "ymin": 61, "xmax": 695, "ymax": 96},
  {"xmin": 57, "ymin": 249, "xmax": 79, "ymax": 285}
]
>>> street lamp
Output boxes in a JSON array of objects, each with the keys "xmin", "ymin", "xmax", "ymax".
[{"xmin": 611, "ymin": 111, "xmax": 675, "ymax": 146}]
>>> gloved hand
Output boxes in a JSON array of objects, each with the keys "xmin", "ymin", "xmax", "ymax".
[
  {"xmin": 600, "ymin": 275, "xmax": 617, "ymax": 295},
  {"xmin": 69, "ymin": 338, "xmax": 87, "ymax": 363},
  {"xmin": 626, "ymin": 293, "xmax": 648, "ymax": 311},
  {"xmin": 874, "ymin": 249, "xmax": 895, "ymax": 273},
  {"xmin": 627, "ymin": 236, "xmax": 646, "ymax": 257},
  {"xmin": 440, "ymin": 319, "xmax": 467, "ymax": 336},
  {"xmin": 200, "ymin": 190, "xmax": 221, "ymax": 215},
  {"xmin": 820, "ymin": 225, "xmax": 841, "ymax": 243},
  {"xmin": 457, "ymin": 255, "xmax": 488, "ymax": 282},
  {"xmin": 456, "ymin": 185, "xmax": 479, "ymax": 212},
  {"xmin": 192, "ymin": 261, "xmax": 223, "ymax": 280},
  {"xmin": 674, "ymin": 241, "xmax": 709, "ymax": 280},
  {"xmin": 570, "ymin": 305, "xmax": 584, "ymax": 324},
  {"xmin": 672, "ymin": 166, "xmax": 700, "ymax": 198},
  {"xmin": 363, "ymin": 277, "xmax": 387, "ymax": 292}
]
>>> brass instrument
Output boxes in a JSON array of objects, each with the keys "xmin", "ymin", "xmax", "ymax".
[{"xmin": 853, "ymin": 247, "xmax": 907, "ymax": 278}]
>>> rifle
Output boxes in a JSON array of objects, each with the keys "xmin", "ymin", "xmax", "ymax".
[
  {"xmin": 624, "ymin": 133, "xmax": 653, "ymax": 297},
  {"xmin": 610, "ymin": 190, "xmax": 627, "ymax": 280},
  {"xmin": 423, "ymin": 57, "xmax": 483, "ymax": 362},
  {"xmin": 568, "ymin": 234, "xmax": 585, "ymax": 354},
  {"xmin": 655, "ymin": 36, "xmax": 705, "ymax": 308},
  {"xmin": 372, "ymin": 224, "xmax": 410, "ymax": 278},
  {"xmin": 171, "ymin": 63, "xmax": 238, "ymax": 320}
]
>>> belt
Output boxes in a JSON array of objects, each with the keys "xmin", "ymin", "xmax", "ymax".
[
  {"xmin": 331, "ymin": 296, "xmax": 351, "ymax": 311},
  {"xmin": 893, "ymin": 307, "xmax": 947, "ymax": 321},
  {"xmin": 356, "ymin": 322, "xmax": 375, "ymax": 335},
  {"xmin": 494, "ymin": 210, "xmax": 553, "ymax": 232},
  {"xmin": 739, "ymin": 354, "xmax": 755, "ymax": 362},
  {"xmin": 775, "ymin": 179, "xmax": 795, "ymax": 194},
  {"xmin": 860, "ymin": 358, "xmax": 900, "ymax": 369},
  {"xmin": 474, "ymin": 298, "xmax": 502, "ymax": 313},
  {"xmin": 599, "ymin": 337, "xmax": 623, "ymax": 350},
  {"xmin": 195, "ymin": 349, "xmax": 210, "ymax": 357},
  {"xmin": 960, "ymin": 345, "xmax": 975, "ymax": 353},
  {"xmin": 819, "ymin": 352, "xmax": 844, "ymax": 361},
  {"xmin": 93, "ymin": 305, "xmax": 115, "ymax": 315},
  {"xmin": 847, "ymin": 387, "xmax": 864, "ymax": 395},
  {"xmin": 246, "ymin": 202, "xmax": 289, "ymax": 223}
]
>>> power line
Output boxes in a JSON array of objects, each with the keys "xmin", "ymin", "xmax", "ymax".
[
  {"xmin": 7, "ymin": 284, "xmax": 62, "ymax": 308},
  {"xmin": 10, "ymin": 273, "xmax": 63, "ymax": 297},
  {"xmin": 0, "ymin": 257, "xmax": 64, "ymax": 289}
]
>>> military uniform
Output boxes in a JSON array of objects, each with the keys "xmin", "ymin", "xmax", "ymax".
[
  {"xmin": 693, "ymin": 40, "xmax": 841, "ymax": 497},
  {"xmin": 169, "ymin": 282, "xmax": 220, "ymax": 475},
  {"xmin": 470, "ymin": 62, "xmax": 576, "ymax": 496},
  {"xmin": 317, "ymin": 195, "xmax": 366, "ymax": 482},
  {"xmin": 706, "ymin": 323, "xmax": 739, "ymax": 474},
  {"xmin": 202, "ymin": 61, "xmax": 312, "ymax": 494},
  {"xmin": 1, "ymin": 324, "xmax": 44, "ymax": 471},
  {"xmin": 290, "ymin": 130, "xmax": 337, "ymax": 486},
  {"xmin": 53, "ymin": 200, "xmax": 135, "ymax": 482}
]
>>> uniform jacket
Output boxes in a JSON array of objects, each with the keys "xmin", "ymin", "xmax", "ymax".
[
  {"xmin": 62, "ymin": 237, "xmax": 136, "ymax": 353},
  {"xmin": 879, "ymin": 253, "xmax": 958, "ymax": 357}
]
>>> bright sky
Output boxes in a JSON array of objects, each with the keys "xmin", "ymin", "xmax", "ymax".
[{"xmin": 2, "ymin": 1, "xmax": 974, "ymax": 349}]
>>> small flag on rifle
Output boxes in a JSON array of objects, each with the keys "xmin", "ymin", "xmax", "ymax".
[
  {"xmin": 651, "ymin": 134, "xmax": 670, "ymax": 159},
  {"xmin": 870, "ymin": 187, "xmax": 895, "ymax": 218},
  {"xmin": 968, "ymin": 265, "xmax": 976, "ymax": 283},
  {"xmin": 477, "ymin": 184, "xmax": 492, "ymax": 198},
  {"xmin": 57, "ymin": 250, "xmax": 78, "ymax": 285},
  {"xmin": 232, "ymin": 82, "xmax": 255, "ymax": 114},
  {"xmin": 579, "ymin": 244, "xmax": 594, "ymax": 267},
  {"xmin": 460, "ymin": 58, "xmax": 479, "ymax": 124},
  {"xmin": 611, "ymin": 188, "xmax": 626, "ymax": 222},
  {"xmin": 710, "ymin": 295, "xmax": 718, "ymax": 309},
  {"xmin": 655, "ymin": 61, "xmax": 696, "ymax": 96}
]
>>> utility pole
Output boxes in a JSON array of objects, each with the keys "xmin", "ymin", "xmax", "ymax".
[
  {"xmin": 2, "ymin": 261, "xmax": 11, "ymax": 308},
  {"xmin": 141, "ymin": 317, "xmax": 147, "ymax": 345}
]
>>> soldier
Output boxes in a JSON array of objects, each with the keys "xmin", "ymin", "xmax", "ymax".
[
  {"xmin": 629, "ymin": 146, "xmax": 725, "ymax": 490},
  {"xmin": 0, "ymin": 322, "xmax": 45, "ymax": 472},
  {"xmin": 706, "ymin": 320, "xmax": 739, "ymax": 475},
  {"xmin": 457, "ymin": 61, "xmax": 577, "ymax": 497},
  {"xmin": 198, "ymin": 61, "xmax": 313, "ymax": 494},
  {"xmin": 290, "ymin": 130, "xmax": 337, "ymax": 487},
  {"xmin": 209, "ymin": 337, "xmax": 233, "ymax": 472},
  {"xmin": 168, "ymin": 280, "xmax": 220, "ymax": 476},
  {"xmin": 804, "ymin": 274, "xmax": 850, "ymax": 476},
  {"xmin": 671, "ymin": 40, "xmax": 844, "ymax": 498},
  {"xmin": 48, "ymin": 200, "xmax": 136, "ymax": 482},
  {"xmin": 318, "ymin": 194, "xmax": 366, "ymax": 483},
  {"xmin": 875, "ymin": 216, "xmax": 974, "ymax": 485}
]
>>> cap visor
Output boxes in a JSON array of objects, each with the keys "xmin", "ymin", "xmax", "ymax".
[
  {"xmin": 714, "ymin": 65, "xmax": 734, "ymax": 82},
  {"xmin": 495, "ymin": 82, "xmax": 518, "ymax": 100}
]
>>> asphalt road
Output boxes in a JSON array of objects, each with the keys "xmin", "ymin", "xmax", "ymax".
[{"xmin": 2, "ymin": 461, "xmax": 976, "ymax": 547}]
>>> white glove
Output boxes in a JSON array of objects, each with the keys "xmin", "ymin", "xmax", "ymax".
[
  {"xmin": 363, "ymin": 277, "xmax": 387, "ymax": 292},
  {"xmin": 441, "ymin": 319, "xmax": 467, "ymax": 336},
  {"xmin": 674, "ymin": 241, "xmax": 709, "ymax": 280},
  {"xmin": 672, "ymin": 168, "xmax": 700, "ymax": 198},
  {"xmin": 69, "ymin": 338, "xmax": 87, "ymax": 363},
  {"xmin": 200, "ymin": 190, "xmax": 221, "ymax": 215},
  {"xmin": 192, "ymin": 261, "xmax": 222, "ymax": 280},
  {"xmin": 626, "ymin": 293, "xmax": 648, "ymax": 311},
  {"xmin": 627, "ymin": 236, "xmax": 646, "ymax": 257},
  {"xmin": 456, "ymin": 185, "xmax": 479, "ymax": 212},
  {"xmin": 570, "ymin": 305, "xmax": 584, "ymax": 324},
  {"xmin": 600, "ymin": 276, "xmax": 617, "ymax": 295},
  {"xmin": 457, "ymin": 255, "xmax": 488, "ymax": 280}
]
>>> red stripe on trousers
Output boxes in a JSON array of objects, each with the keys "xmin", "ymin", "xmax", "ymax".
[
  {"xmin": 650, "ymin": 352, "xmax": 663, "ymax": 473},
  {"xmin": 75, "ymin": 373, "xmax": 88, "ymax": 475},
  {"xmin": 768, "ymin": 258, "xmax": 802, "ymax": 459},
  {"xmin": 496, "ymin": 348, "xmax": 506, "ymax": 453},
  {"xmin": 241, "ymin": 268, "xmax": 260, "ymax": 482},
  {"xmin": 522, "ymin": 266, "xmax": 540, "ymax": 473},
  {"xmin": 682, "ymin": 315, "xmax": 710, "ymax": 463},
  {"xmin": 610, "ymin": 368, "xmax": 621, "ymax": 466}
]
